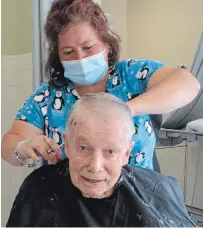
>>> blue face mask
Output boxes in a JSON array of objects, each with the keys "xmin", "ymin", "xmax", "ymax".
[{"xmin": 61, "ymin": 51, "xmax": 108, "ymax": 86}]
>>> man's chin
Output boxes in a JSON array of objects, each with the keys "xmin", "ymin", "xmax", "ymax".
[
  {"xmin": 81, "ymin": 192, "xmax": 107, "ymax": 199},
  {"xmin": 80, "ymin": 188, "xmax": 114, "ymax": 199}
]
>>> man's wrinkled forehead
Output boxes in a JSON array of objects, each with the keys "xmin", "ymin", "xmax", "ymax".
[
  {"xmin": 68, "ymin": 110, "xmax": 128, "ymax": 139},
  {"xmin": 69, "ymin": 115, "xmax": 84, "ymax": 132}
]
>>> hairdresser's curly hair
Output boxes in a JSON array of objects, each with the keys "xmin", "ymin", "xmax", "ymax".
[{"xmin": 44, "ymin": 0, "xmax": 121, "ymax": 88}]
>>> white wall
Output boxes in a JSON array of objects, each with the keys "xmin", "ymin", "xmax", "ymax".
[
  {"xmin": 101, "ymin": 0, "xmax": 128, "ymax": 60},
  {"xmin": 1, "ymin": 54, "xmax": 33, "ymax": 226},
  {"xmin": 127, "ymin": 0, "xmax": 203, "ymax": 68}
]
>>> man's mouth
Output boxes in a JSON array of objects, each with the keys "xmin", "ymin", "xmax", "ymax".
[{"xmin": 82, "ymin": 176, "xmax": 104, "ymax": 184}]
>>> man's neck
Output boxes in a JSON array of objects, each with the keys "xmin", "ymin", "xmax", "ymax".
[{"xmin": 81, "ymin": 185, "xmax": 116, "ymax": 199}]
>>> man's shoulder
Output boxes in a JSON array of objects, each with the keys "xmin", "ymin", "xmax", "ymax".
[
  {"xmin": 123, "ymin": 164, "xmax": 167, "ymax": 179},
  {"xmin": 6, "ymin": 160, "xmax": 70, "ymax": 227},
  {"xmin": 122, "ymin": 165, "xmax": 178, "ymax": 192},
  {"xmin": 20, "ymin": 160, "xmax": 69, "ymax": 192}
]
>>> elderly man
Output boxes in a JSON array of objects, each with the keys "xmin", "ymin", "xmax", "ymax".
[{"xmin": 7, "ymin": 93, "xmax": 195, "ymax": 227}]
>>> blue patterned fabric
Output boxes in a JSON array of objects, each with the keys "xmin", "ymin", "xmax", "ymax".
[{"xmin": 16, "ymin": 59, "xmax": 165, "ymax": 170}]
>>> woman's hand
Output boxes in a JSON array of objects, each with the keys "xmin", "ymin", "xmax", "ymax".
[{"xmin": 17, "ymin": 135, "xmax": 62, "ymax": 165}]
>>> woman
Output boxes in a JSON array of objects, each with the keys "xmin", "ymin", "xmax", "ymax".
[{"xmin": 1, "ymin": 0, "xmax": 200, "ymax": 171}]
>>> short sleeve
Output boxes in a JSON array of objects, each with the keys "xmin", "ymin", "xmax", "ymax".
[
  {"xmin": 16, "ymin": 82, "xmax": 49, "ymax": 131},
  {"xmin": 126, "ymin": 59, "xmax": 166, "ymax": 93}
]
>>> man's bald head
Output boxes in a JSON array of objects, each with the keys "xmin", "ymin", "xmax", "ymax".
[{"xmin": 66, "ymin": 92, "xmax": 135, "ymax": 142}]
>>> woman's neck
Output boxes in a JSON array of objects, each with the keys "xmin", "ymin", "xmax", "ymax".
[{"xmin": 74, "ymin": 73, "xmax": 109, "ymax": 96}]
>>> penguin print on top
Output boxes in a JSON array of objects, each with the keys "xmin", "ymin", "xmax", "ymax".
[
  {"xmin": 133, "ymin": 122, "xmax": 139, "ymax": 135},
  {"xmin": 128, "ymin": 150, "xmax": 145, "ymax": 166},
  {"xmin": 44, "ymin": 117, "xmax": 50, "ymax": 137},
  {"xmin": 34, "ymin": 90, "xmax": 49, "ymax": 103},
  {"xmin": 15, "ymin": 59, "xmax": 165, "ymax": 170},
  {"xmin": 136, "ymin": 67, "xmax": 150, "ymax": 80},
  {"xmin": 52, "ymin": 127, "xmax": 62, "ymax": 145},
  {"xmin": 20, "ymin": 115, "xmax": 27, "ymax": 122},
  {"xmin": 135, "ymin": 151, "xmax": 145, "ymax": 165},
  {"xmin": 52, "ymin": 91, "xmax": 65, "ymax": 110},
  {"xmin": 127, "ymin": 59, "xmax": 138, "ymax": 67},
  {"xmin": 127, "ymin": 92, "xmax": 140, "ymax": 101},
  {"xmin": 112, "ymin": 75, "xmax": 120, "ymax": 88},
  {"xmin": 109, "ymin": 67, "xmax": 120, "ymax": 89},
  {"xmin": 41, "ymin": 105, "xmax": 48, "ymax": 117},
  {"xmin": 144, "ymin": 120, "xmax": 153, "ymax": 136},
  {"xmin": 66, "ymin": 87, "xmax": 80, "ymax": 100}
]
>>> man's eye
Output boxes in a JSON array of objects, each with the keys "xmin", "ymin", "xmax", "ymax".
[
  {"xmin": 78, "ymin": 146, "xmax": 87, "ymax": 151},
  {"xmin": 108, "ymin": 150, "xmax": 116, "ymax": 155}
]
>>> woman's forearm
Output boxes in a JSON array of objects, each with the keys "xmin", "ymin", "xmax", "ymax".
[
  {"xmin": 2, "ymin": 120, "xmax": 45, "ymax": 166},
  {"xmin": 1, "ymin": 133, "xmax": 25, "ymax": 166},
  {"xmin": 127, "ymin": 69, "xmax": 200, "ymax": 116}
]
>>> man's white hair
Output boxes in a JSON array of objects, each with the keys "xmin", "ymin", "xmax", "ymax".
[{"xmin": 66, "ymin": 93, "xmax": 135, "ymax": 141}]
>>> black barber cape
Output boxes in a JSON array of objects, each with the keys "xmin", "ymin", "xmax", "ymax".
[{"xmin": 7, "ymin": 159, "xmax": 195, "ymax": 227}]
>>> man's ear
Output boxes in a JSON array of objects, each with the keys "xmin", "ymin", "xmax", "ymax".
[
  {"xmin": 123, "ymin": 141, "xmax": 134, "ymax": 166},
  {"xmin": 62, "ymin": 132, "xmax": 66, "ymax": 141},
  {"xmin": 62, "ymin": 132, "xmax": 69, "ymax": 158}
]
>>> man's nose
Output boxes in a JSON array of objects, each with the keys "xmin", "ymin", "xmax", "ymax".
[{"xmin": 87, "ymin": 153, "xmax": 104, "ymax": 173}]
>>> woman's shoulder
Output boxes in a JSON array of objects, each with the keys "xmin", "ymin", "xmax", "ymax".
[{"xmin": 115, "ymin": 59, "xmax": 166, "ymax": 75}]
